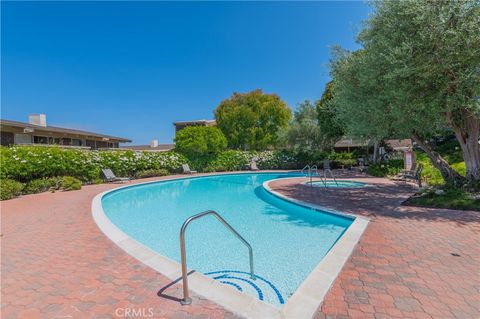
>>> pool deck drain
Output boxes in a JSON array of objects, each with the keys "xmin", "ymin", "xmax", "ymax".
[{"xmin": 2, "ymin": 171, "xmax": 479, "ymax": 318}]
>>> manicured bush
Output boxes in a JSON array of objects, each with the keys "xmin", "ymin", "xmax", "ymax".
[
  {"xmin": 203, "ymin": 150, "xmax": 250, "ymax": 172},
  {"xmin": 60, "ymin": 176, "xmax": 82, "ymax": 191},
  {"xmin": 367, "ymin": 159, "xmax": 403, "ymax": 177},
  {"xmin": 24, "ymin": 177, "xmax": 62, "ymax": 194},
  {"xmin": 0, "ymin": 179, "xmax": 24, "ymax": 200},
  {"xmin": 331, "ymin": 159, "xmax": 357, "ymax": 169},
  {"xmin": 202, "ymin": 150, "xmax": 298, "ymax": 172},
  {"xmin": 135, "ymin": 169, "xmax": 169, "ymax": 179},
  {"xmin": 255, "ymin": 151, "xmax": 297, "ymax": 169},
  {"xmin": 0, "ymin": 146, "xmax": 189, "ymax": 183},
  {"xmin": 0, "ymin": 146, "xmax": 100, "ymax": 182},
  {"xmin": 175, "ymin": 126, "xmax": 227, "ymax": 156},
  {"xmin": 1, "ymin": 145, "xmax": 363, "ymax": 181},
  {"xmin": 95, "ymin": 149, "xmax": 187, "ymax": 177}
]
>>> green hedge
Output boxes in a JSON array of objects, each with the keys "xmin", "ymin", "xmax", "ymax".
[
  {"xmin": 367, "ymin": 159, "xmax": 404, "ymax": 177},
  {"xmin": 1, "ymin": 146, "xmax": 362, "ymax": 183},
  {"xmin": 0, "ymin": 146, "xmax": 189, "ymax": 183},
  {"xmin": 0, "ymin": 146, "xmax": 365, "ymax": 200},
  {"xmin": 0, "ymin": 179, "xmax": 24, "ymax": 200},
  {"xmin": 188, "ymin": 150, "xmax": 357, "ymax": 172},
  {"xmin": 134, "ymin": 169, "xmax": 169, "ymax": 179}
]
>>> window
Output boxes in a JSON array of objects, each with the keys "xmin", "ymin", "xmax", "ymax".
[
  {"xmin": 14, "ymin": 134, "xmax": 32, "ymax": 144},
  {"xmin": 33, "ymin": 136, "xmax": 48, "ymax": 144},
  {"xmin": 72, "ymin": 139, "xmax": 83, "ymax": 146},
  {"xmin": 48, "ymin": 137, "xmax": 61, "ymax": 144}
]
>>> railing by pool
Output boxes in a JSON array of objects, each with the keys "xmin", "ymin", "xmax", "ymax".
[{"xmin": 179, "ymin": 210, "xmax": 255, "ymax": 305}]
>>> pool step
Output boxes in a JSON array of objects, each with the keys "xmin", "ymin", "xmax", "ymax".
[{"xmin": 205, "ymin": 270, "xmax": 285, "ymax": 306}]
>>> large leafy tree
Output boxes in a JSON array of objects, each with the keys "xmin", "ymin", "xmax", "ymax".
[
  {"xmin": 174, "ymin": 126, "xmax": 227, "ymax": 156},
  {"xmin": 316, "ymin": 81, "xmax": 345, "ymax": 150},
  {"xmin": 214, "ymin": 89, "xmax": 292, "ymax": 150},
  {"xmin": 332, "ymin": 0, "xmax": 480, "ymax": 184},
  {"xmin": 279, "ymin": 100, "xmax": 322, "ymax": 150},
  {"xmin": 279, "ymin": 84, "xmax": 345, "ymax": 151}
]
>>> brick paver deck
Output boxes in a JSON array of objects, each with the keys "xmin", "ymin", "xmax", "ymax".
[
  {"xmin": 2, "ymin": 172, "xmax": 479, "ymax": 318},
  {"xmin": 269, "ymin": 176, "xmax": 480, "ymax": 319},
  {"xmin": 1, "ymin": 175, "xmax": 239, "ymax": 319}
]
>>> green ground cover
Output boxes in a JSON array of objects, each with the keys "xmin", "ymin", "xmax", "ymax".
[{"xmin": 405, "ymin": 187, "xmax": 479, "ymax": 211}]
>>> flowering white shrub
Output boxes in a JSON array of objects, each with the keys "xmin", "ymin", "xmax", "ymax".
[
  {"xmin": 0, "ymin": 146, "xmax": 189, "ymax": 182},
  {"xmin": 1, "ymin": 145, "xmax": 340, "ymax": 183}
]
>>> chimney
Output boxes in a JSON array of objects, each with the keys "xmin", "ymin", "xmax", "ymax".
[
  {"xmin": 28, "ymin": 114, "xmax": 47, "ymax": 127},
  {"xmin": 150, "ymin": 139, "xmax": 159, "ymax": 148}
]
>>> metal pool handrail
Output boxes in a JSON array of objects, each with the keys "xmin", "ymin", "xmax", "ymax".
[
  {"xmin": 303, "ymin": 164, "xmax": 329, "ymax": 187},
  {"xmin": 311, "ymin": 165, "xmax": 328, "ymax": 187},
  {"xmin": 310, "ymin": 165, "xmax": 318, "ymax": 175},
  {"xmin": 301, "ymin": 164, "xmax": 311, "ymax": 175},
  {"xmin": 179, "ymin": 210, "xmax": 255, "ymax": 305}
]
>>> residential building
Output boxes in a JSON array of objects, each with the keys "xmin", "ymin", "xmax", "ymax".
[
  {"xmin": 0, "ymin": 114, "xmax": 131, "ymax": 149},
  {"xmin": 123, "ymin": 139, "xmax": 174, "ymax": 152},
  {"xmin": 173, "ymin": 119, "xmax": 216, "ymax": 133},
  {"xmin": 333, "ymin": 138, "xmax": 412, "ymax": 152}
]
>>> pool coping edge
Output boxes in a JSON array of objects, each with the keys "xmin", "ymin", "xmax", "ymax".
[
  {"xmin": 91, "ymin": 173, "xmax": 369, "ymax": 319},
  {"xmin": 262, "ymin": 178, "xmax": 369, "ymax": 319}
]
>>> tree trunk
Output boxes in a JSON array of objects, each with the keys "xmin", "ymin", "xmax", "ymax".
[
  {"xmin": 411, "ymin": 133, "xmax": 465, "ymax": 185},
  {"xmin": 372, "ymin": 140, "xmax": 379, "ymax": 163},
  {"xmin": 447, "ymin": 110, "xmax": 480, "ymax": 183}
]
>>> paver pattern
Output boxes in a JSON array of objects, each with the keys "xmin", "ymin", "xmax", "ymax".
[
  {"xmin": 269, "ymin": 175, "xmax": 480, "ymax": 319},
  {"xmin": 1, "ymin": 175, "xmax": 239, "ymax": 319},
  {"xmin": 2, "ymin": 171, "xmax": 479, "ymax": 319}
]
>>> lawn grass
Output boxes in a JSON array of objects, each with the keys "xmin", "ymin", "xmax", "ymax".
[
  {"xmin": 416, "ymin": 152, "xmax": 466, "ymax": 187},
  {"xmin": 406, "ymin": 139, "xmax": 480, "ymax": 211},
  {"xmin": 405, "ymin": 188, "xmax": 480, "ymax": 211}
]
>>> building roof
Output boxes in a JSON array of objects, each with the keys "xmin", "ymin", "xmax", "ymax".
[
  {"xmin": 0, "ymin": 119, "xmax": 131, "ymax": 143},
  {"xmin": 122, "ymin": 144, "xmax": 174, "ymax": 151},
  {"xmin": 334, "ymin": 138, "xmax": 370, "ymax": 148},
  {"xmin": 333, "ymin": 138, "xmax": 413, "ymax": 150},
  {"xmin": 385, "ymin": 139, "xmax": 412, "ymax": 151},
  {"xmin": 173, "ymin": 119, "xmax": 216, "ymax": 126}
]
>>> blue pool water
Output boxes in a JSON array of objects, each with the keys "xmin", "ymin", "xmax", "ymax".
[
  {"xmin": 306, "ymin": 180, "xmax": 367, "ymax": 188},
  {"xmin": 102, "ymin": 173, "xmax": 353, "ymax": 306}
]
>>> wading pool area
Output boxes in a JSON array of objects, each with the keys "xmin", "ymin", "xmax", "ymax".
[
  {"xmin": 92, "ymin": 172, "xmax": 369, "ymax": 318},
  {"xmin": 304, "ymin": 180, "xmax": 368, "ymax": 188}
]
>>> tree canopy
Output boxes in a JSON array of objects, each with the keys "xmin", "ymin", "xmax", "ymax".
[
  {"xmin": 174, "ymin": 126, "xmax": 227, "ymax": 156},
  {"xmin": 279, "ymin": 84, "xmax": 345, "ymax": 151},
  {"xmin": 214, "ymin": 89, "xmax": 292, "ymax": 150},
  {"xmin": 279, "ymin": 100, "xmax": 322, "ymax": 151},
  {"xmin": 316, "ymin": 81, "xmax": 345, "ymax": 149},
  {"xmin": 331, "ymin": 0, "xmax": 480, "ymax": 184}
]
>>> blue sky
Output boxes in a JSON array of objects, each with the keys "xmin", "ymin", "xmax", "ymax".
[{"xmin": 2, "ymin": 1, "xmax": 371, "ymax": 144}]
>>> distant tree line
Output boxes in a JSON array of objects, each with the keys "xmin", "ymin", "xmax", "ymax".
[
  {"xmin": 175, "ymin": 88, "xmax": 345, "ymax": 157},
  {"xmin": 175, "ymin": 0, "xmax": 479, "ymax": 188}
]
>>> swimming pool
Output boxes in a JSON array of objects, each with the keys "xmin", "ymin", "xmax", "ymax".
[
  {"xmin": 100, "ymin": 173, "xmax": 353, "ymax": 307},
  {"xmin": 305, "ymin": 180, "xmax": 367, "ymax": 188}
]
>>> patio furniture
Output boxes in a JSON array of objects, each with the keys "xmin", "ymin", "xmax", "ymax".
[
  {"xmin": 182, "ymin": 164, "xmax": 197, "ymax": 174},
  {"xmin": 250, "ymin": 160, "xmax": 259, "ymax": 171},
  {"xmin": 101, "ymin": 168, "xmax": 130, "ymax": 183},
  {"xmin": 393, "ymin": 163, "xmax": 424, "ymax": 187},
  {"xmin": 358, "ymin": 158, "xmax": 367, "ymax": 173}
]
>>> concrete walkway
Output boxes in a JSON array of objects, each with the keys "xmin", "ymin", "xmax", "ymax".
[{"xmin": 1, "ymin": 172, "xmax": 479, "ymax": 318}]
